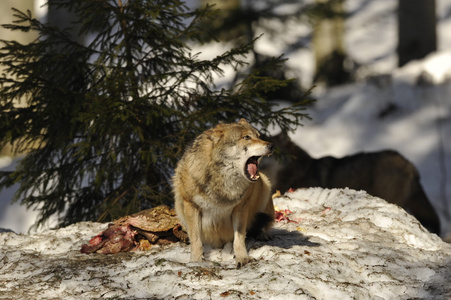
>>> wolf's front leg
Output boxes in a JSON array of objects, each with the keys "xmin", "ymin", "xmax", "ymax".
[
  {"xmin": 184, "ymin": 202, "xmax": 204, "ymax": 262},
  {"xmin": 232, "ymin": 208, "xmax": 250, "ymax": 268}
]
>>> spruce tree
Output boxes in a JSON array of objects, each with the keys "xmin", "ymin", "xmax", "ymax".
[{"xmin": 0, "ymin": 0, "xmax": 312, "ymax": 229}]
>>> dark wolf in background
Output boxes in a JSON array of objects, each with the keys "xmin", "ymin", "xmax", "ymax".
[{"xmin": 261, "ymin": 132, "xmax": 441, "ymax": 235}]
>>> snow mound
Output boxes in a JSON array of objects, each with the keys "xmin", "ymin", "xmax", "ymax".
[{"xmin": 1, "ymin": 188, "xmax": 450, "ymax": 299}]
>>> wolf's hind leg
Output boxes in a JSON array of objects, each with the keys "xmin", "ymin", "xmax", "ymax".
[{"xmin": 247, "ymin": 212, "xmax": 273, "ymax": 241}]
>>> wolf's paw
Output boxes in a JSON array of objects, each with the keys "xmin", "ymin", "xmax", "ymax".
[
  {"xmin": 235, "ymin": 255, "xmax": 253, "ymax": 269},
  {"xmin": 190, "ymin": 251, "xmax": 204, "ymax": 263}
]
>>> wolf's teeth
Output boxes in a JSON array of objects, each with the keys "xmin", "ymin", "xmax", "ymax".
[{"xmin": 252, "ymin": 174, "xmax": 260, "ymax": 180}]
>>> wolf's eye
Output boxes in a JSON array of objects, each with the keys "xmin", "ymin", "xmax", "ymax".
[{"xmin": 243, "ymin": 135, "xmax": 251, "ymax": 140}]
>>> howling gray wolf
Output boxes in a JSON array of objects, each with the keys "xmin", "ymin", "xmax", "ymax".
[
  {"xmin": 261, "ymin": 131, "xmax": 441, "ymax": 235},
  {"xmin": 173, "ymin": 119, "xmax": 275, "ymax": 267}
]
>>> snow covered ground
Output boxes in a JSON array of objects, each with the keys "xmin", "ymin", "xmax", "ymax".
[{"xmin": 1, "ymin": 188, "xmax": 450, "ymax": 299}]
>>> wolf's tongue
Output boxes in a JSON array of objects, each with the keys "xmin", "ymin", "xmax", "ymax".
[{"xmin": 247, "ymin": 161, "xmax": 258, "ymax": 177}]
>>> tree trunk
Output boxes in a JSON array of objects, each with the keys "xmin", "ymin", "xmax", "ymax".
[
  {"xmin": 397, "ymin": 0, "xmax": 437, "ymax": 67},
  {"xmin": 48, "ymin": 2, "xmax": 86, "ymax": 45},
  {"xmin": 0, "ymin": 0, "xmax": 36, "ymax": 156},
  {"xmin": 313, "ymin": 0, "xmax": 350, "ymax": 86}
]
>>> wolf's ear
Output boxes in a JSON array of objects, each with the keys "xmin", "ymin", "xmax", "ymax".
[
  {"xmin": 238, "ymin": 118, "xmax": 248, "ymax": 125},
  {"xmin": 206, "ymin": 127, "xmax": 224, "ymax": 144}
]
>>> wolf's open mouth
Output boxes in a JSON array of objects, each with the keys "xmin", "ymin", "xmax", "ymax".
[{"xmin": 245, "ymin": 156, "xmax": 261, "ymax": 181}]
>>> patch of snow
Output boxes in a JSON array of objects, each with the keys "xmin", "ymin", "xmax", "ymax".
[
  {"xmin": 0, "ymin": 158, "xmax": 42, "ymax": 234},
  {"xmin": 1, "ymin": 0, "xmax": 451, "ymax": 242},
  {"xmin": 1, "ymin": 188, "xmax": 450, "ymax": 299}
]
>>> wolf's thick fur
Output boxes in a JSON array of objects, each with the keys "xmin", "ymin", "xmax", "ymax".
[
  {"xmin": 173, "ymin": 119, "xmax": 275, "ymax": 266},
  {"xmin": 262, "ymin": 132, "xmax": 441, "ymax": 234}
]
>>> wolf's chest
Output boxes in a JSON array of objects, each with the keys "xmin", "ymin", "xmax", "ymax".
[{"xmin": 199, "ymin": 206, "xmax": 235, "ymax": 247}]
